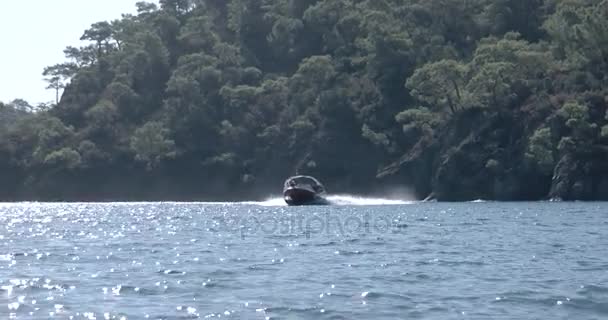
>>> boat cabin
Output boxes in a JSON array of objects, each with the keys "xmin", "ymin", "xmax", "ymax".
[{"xmin": 284, "ymin": 175, "xmax": 326, "ymax": 193}]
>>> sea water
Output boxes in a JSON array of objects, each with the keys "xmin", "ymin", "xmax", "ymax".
[{"xmin": 0, "ymin": 199, "xmax": 607, "ymax": 319}]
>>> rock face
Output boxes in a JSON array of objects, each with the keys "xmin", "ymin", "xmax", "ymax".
[
  {"xmin": 548, "ymin": 150, "xmax": 608, "ymax": 201},
  {"xmin": 378, "ymin": 107, "xmax": 562, "ymax": 201},
  {"xmin": 430, "ymin": 110, "xmax": 550, "ymax": 201},
  {"xmin": 377, "ymin": 86, "xmax": 608, "ymax": 202},
  {"xmin": 376, "ymin": 134, "xmax": 438, "ymax": 200},
  {"xmin": 549, "ymin": 154, "xmax": 578, "ymax": 200}
]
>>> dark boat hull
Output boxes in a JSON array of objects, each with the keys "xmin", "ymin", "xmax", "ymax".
[{"xmin": 283, "ymin": 187, "xmax": 329, "ymax": 206}]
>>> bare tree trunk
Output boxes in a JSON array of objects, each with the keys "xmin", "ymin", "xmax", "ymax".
[{"xmin": 451, "ymin": 80, "xmax": 462, "ymax": 110}]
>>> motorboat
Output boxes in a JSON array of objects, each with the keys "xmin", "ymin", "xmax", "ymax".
[{"xmin": 283, "ymin": 175, "xmax": 329, "ymax": 206}]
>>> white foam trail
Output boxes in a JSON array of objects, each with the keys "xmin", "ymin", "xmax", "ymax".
[
  {"xmin": 0, "ymin": 196, "xmax": 414, "ymax": 207},
  {"xmin": 246, "ymin": 195, "xmax": 414, "ymax": 206},
  {"xmin": 326, "ymin": 195, "xmax": 413, "ymax": 205},
  {"xmin": 241, "ymin": 197, "xmax": 288, "ymax": 207}
]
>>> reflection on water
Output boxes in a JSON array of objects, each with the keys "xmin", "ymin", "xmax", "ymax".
[{"xmin": 0, "ymin": 202, "xmax": 607, "ymax": 319}]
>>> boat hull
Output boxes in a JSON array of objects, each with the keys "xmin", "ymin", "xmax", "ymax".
[{"xmin": 283, "ymin": 187, "xmax": 329, "ymax": 206}]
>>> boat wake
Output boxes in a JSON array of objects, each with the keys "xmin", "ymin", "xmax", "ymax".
[
  {"xmin": 2, "ymin": 194, "xmax": 414, "ymax": 207},
  {"xmin": 245, "ymin": 195, "xmax": 414, "ymax": 206},
  {"xmin": 326, "ymin": 195, "xmax": 413, "ymax": 206}
]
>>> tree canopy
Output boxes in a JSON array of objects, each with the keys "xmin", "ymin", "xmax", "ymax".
[{"xmin": 2, "ymin": 0, "xmax": 608, "ymax": 201}]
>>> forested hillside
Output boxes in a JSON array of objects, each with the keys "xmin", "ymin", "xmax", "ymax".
[{"xmin": 2, "ymin": 0, "xmax": 608, "ymax": 201}]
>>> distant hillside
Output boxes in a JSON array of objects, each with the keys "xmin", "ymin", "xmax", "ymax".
[{"xmin": 1, "ymin": 0, "xmax": 608, "ymax": 201}]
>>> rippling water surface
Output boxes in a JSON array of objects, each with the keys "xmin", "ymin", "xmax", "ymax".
[{"xmin": 1, "ymin": 200, "xmax": 607, "ymax": 319}]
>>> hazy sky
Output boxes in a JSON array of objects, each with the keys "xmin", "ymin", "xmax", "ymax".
[{"xmin": 0, "ymin": 1, "xmax": 158, "ymax": 105}]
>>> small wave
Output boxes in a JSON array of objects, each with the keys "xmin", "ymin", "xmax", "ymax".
[
  {"xmin": 158, "ymin": 269, "xmax": 186, "ymax": 275},
  {"xmin": 264, "ymin": 306, "xmax": 328, "ymax": 317},
  {"xmin": 248, "ymin": 264, "xmax": 282, "ymax": 271},
  {"xmin": 578, "ymin": 284, "xmax": 608, "ymax": 295},
  {"xmin": 314, "ymin": 241, "xmax": 338, "ymax": 247},
  {"xmin": 108, "ymin": 285, "xmax": 155, "ymax": 295},
  {"xmin": 334, "ymin": 249, "xmax": 373, "ymax": 256}
]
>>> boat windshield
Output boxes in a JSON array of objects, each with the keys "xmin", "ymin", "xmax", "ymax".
[{"xmin": 284, "ymin": 176, "xmax": 323, "ymax": 189}]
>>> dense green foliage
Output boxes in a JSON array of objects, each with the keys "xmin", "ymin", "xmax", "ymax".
[{"xmin": 2, "ymin": 0, "xmax": 608, "ymax": 201}]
